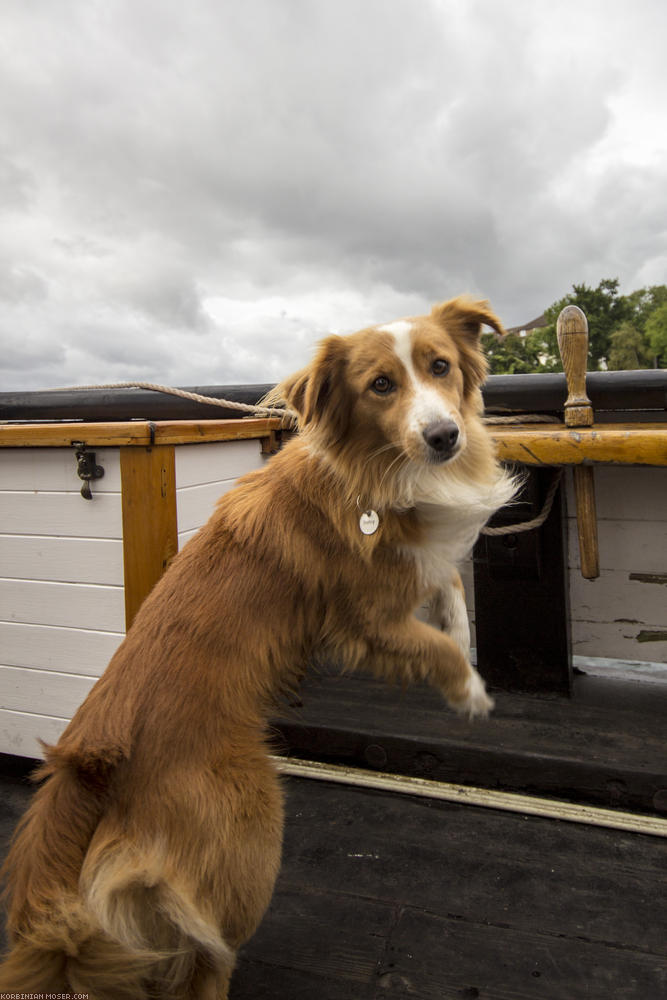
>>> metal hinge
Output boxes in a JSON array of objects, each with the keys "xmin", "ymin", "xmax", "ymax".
[{"xmin": 72, "ymin": 443, "xmax": 105, "ymax": 500}]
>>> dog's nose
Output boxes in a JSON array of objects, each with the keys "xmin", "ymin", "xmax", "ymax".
[{"xmin": 422, "ymin": 420, "xmax": 460, "ymax": 457}]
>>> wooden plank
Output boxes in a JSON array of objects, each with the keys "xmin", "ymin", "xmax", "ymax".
[
  {"xmin": 0, "ymin": 536, "xmax": 123, "ymax": 585},
  {"xmin": 278, "ymin": 780, "xmax": 667, "ymax": 949},
  {"xmin": 120, "ymin": 445, "xmax": 178, "ymax": 630},
  {"xmin": 491, "ymin": 422, "xmax": 667, "ymax": 466},
  {"xmin": 0, "ymin": 418, "xmax": 280, "ymax": 448},
  {"xmin": 153, "ymin": 418, "xmax": 280, "ymax": 445},
  {"xmin": 383, "ymin": 906, "xmax": 667, "ymax": 999},
  {"xmin": 235, "ymin": 888, "xmax": 394, "ymax": 995},
  {"xmin": 0, "ymin": 622, "xmax": 123, "ymax": 674},
  {"xmin": 0, "ymin": 490, "xmax": 123, "ymax": 538},
  {"xmin": 0, "ymin": 446, "xmax": 122, "ymax": 491},
  {"xmin": 174, "ymin": 439, "xmax": 265, "ymax": 488},
  {"xmin": 0, "ymin": 422, "xmax": 152, "ymax": 447},
  {"xmin": 0, "ymin": 664, "xmax": 95, "ymax": 718},
  {"xmin": 0, "ymin": 707, "xmax": 68, "ymax": 757},
  {"xmin": 0, "ymin": 579, "xmax": 125, "ymax": 632}
]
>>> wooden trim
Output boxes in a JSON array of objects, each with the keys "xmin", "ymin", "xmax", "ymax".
[
  {"xmin": 0, "ymin": 422, "xmax": 152, "ymax": 447},
  {"xmin": 0, "ymin": 417, "xmax": 281, "ymax": 448},
  {"xmin": 120, "ymin": 445, "xmax": 178, "ymax": 631},
  {"xmin": 572, "ymin": 466, "xmax": 599, "ymax": 579},
  {"xmin": 272, "ymin": 757, "xmax": 667, "ymax": 838},
  {"xmin": 491, "ymin": 423, "xmax": 667, "ymax": 466},
  {"xmin": 3, "ymin": 417, "xmax": 666, "ymax": 465},
  {"xmin": 151, "ymin": 419, "xmax": 281, "ymax": 445}
]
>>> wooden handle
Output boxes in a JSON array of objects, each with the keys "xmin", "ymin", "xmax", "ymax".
[
  {"xmin": 556, "ymin": 306, "xmax": 600, "ymax": 578},
  {"xmin": 557, "ymin": 305, "xmax": 593, "ymax": 427}
]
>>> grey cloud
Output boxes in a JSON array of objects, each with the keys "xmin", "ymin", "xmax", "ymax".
[{"xmin": 0, "ymin": 0, "xmax": 666, "ymax": 390}]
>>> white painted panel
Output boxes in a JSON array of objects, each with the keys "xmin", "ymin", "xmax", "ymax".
[
  {"xmin": 567, "ymin": 519, "xmax": 667, "ymax": 574},
  {"xmin": 0, "ymin": 447, "xmax": 122, "ymax": 492},
  {"xmin": 564, "ymin": 466, "xmax": 667, "ymax": 521},
  {"xmin": 0, "ymin": 579, "xmax": 124, "ymax": 632},
  {"xmin": 0, "ymin": 708, "xmax": 67, "ymax": 758},
  {"xmin": 0, "ymin": 535, "xmax": 123, "ymax": 585},
  {"xmin": 0, "ymin": 664, "xmax": 96, "ymax": 718},
  {"xmin": 0, "ymin": 490, "xmax": 123, "ymax": 538},
  {"xmin": 569, "ymin": 571, "xmax": 666, "ymax": 628},
  {"xmin": 176, "ymin": 479, "xmax": 238, "ymax": 533},
  {"xmin": 175, "ymin": 440, "xmax": 264, "ymax": 488},
  {"xmin": 571, "ymin": 620, "xmax": 666, "ymax": 661},
  {"xmin": 178, "ymin": 528, "xmax": 200, "ymax": 550},
  {"xmin": 0, "ymin": 622, "xmax": 123, "ymax": 675}
]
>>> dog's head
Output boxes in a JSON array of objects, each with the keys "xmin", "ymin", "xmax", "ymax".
[{"xmin": 271, "ymin": 295, "xmax": 504, "ymax": 479}]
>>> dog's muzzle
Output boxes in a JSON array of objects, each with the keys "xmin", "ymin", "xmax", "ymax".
[{"xmin": 422, "ymin": 419, "xmax": 460, "ymax": 462}]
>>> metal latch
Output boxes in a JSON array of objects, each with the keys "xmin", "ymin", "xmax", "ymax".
[{"xmin": 72, "ymin": 443, "xmax": 105, "ymax": 500}]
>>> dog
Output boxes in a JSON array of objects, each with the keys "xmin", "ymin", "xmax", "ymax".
[{"xmin": 0, "ymin": 296, "xmax": 517, "ymax": 998}]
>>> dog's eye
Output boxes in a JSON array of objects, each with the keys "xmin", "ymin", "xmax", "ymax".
[
  {"xmin": 371, "ymin": 375, "xmax": 394, "ymax": 395},
  {"xmin": 431, "ymin": 359, "xmax": 450, "ymax": 377}
]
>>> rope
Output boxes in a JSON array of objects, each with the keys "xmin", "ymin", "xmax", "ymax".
[
  {"xmin": 483, "ymin": 413, "xmax": 560, "ymax": 424},
  {"xmin": 480, "ymin": 469, "xmax": 563, "ymax": 536},
  {"xmin": 45, "ymin": 380, "xmax": 295, "ymax": 419}
]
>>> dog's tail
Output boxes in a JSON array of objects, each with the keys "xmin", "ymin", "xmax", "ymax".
[
  {"xmin": 0, "ymin": 930, "xmax": 164, "ymax": 996},
  {"xmin": 0, "ymin": 898, "xmax": 235, "ymax": 998},
  {"xmin": 0, "ymin": 739, "xmax": 125, "ymax": 990},
  {"xmin": 0, "ymin": 744, "xmax": 235, "ymax": 996}
]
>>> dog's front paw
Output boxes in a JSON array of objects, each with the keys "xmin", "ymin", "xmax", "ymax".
[{"xmin": 451, "ymin": 668, "xmax": 494, "ymax": 720}]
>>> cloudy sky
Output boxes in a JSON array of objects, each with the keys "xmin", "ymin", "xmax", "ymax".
[{"xmin": 1, "ymin": 0, "xmax": 666, "ymax": 391}]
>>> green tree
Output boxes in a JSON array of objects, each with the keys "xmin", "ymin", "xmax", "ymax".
[
  {"xmin": 645, "ymin": 303, "xmax": 667, "ymax": 366},
  {"xmin": 626, "ymin": 284, "xmax": 667, "ymax": 333},
  {"xmin": 481, "ymin": 330, "xmax": 559, "ymax": 375},
  {"xmin": 607, "ymin": 322, "xmax": 652, "ymax": 370},
  {"xmin": 542, "ymin": 278, "xmax": 632, "ymax": 370}
]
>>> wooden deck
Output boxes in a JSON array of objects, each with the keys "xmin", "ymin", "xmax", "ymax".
[
  {"xmin": 232, "ymin": 776, "xmax": 667, "ymax": 999},
  {"xmin": 1, "ymin": 738, "xmax": 665, "ymax": 998}
]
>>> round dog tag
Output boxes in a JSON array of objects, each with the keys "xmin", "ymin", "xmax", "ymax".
[{"xmin": 359, "ymin": 509, "xmax": 380, "ymax": 535}]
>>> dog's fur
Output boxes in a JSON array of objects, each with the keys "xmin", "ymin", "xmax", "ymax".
[{"xmin": 0, "ymin": 296, "xmax": 517, "ymax": 998}]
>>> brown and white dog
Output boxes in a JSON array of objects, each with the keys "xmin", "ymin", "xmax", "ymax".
[{"xmin": 0, "ymin": 296, "xmax": 517, "ymax": 998}]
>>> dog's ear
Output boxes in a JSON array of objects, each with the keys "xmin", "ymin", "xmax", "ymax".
[
  {"xmin": 271, "ymin": 335, "xmax": 351, "ymax": 443},
  {"xmin": 431, "ymin": 296, "xmax": 505, "ymax": 394}
]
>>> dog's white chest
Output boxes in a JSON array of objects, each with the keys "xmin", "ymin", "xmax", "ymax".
[{"xmin": 406, "ymin": 504, "xmax": 488, "ymax": 592}]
